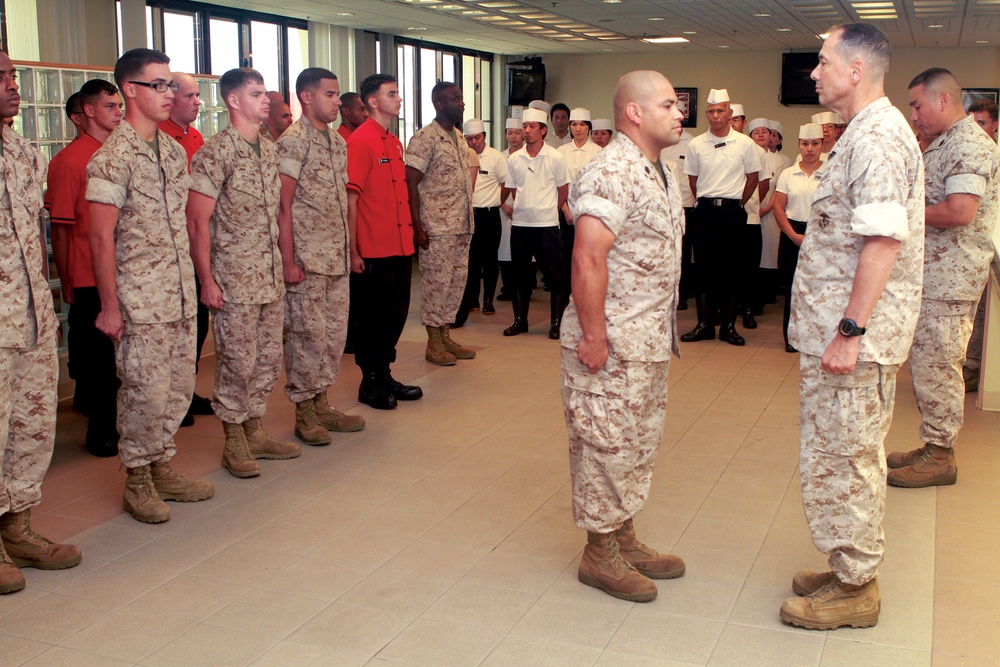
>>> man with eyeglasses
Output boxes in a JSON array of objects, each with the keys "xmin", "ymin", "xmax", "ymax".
[
  {"xmin": 87, "ymin": 48, "xmax": 215, "ymax": 524},
  {"xmin": 46, "ymin": 79, "xmax": 124, "ymax": 459}
]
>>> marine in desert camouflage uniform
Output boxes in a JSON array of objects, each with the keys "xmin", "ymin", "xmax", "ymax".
[
  {"xmin": 0, "ymin": 50, "xmax": 82, "ymax": 594},
  {"xmin": 781, "ymin": 24, "xmax": 924, "ymax": 630},
  {"xmin": 88, "ymin": 48, "xmax": 214, "ymax": 524},
  {"xmin": 405, "ymin": 81, "xmax": 476, "ymax": 366},
  {"xmin": 276, "ymin": 67, "xmax": 365, "ymax": 445},
  {"xmin": 561, "ymin": 70, "xmax": 687, "ymax": 604},
  {"xmin": 188, "ymin": 67, "xmax": 300, "ymax": 480},
  {"xmin": 886, "ymin": 68, "xmax": 1000, "ymax": 489}
]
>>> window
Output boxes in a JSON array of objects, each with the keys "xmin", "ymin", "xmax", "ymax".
[
  {"xmin": 397, "ymin": 43, "xmax": 417, "ymax": 146},
  {"xmin": 286, "ymin": 27, "xmax": 308, "ymax": 119},
  {"xmin": 162, "ymin": 11, "xmax": 199, "ymax": 74},
  {"xmin": 209, "ymin": 18, "xmax": 239, "ymax": 75},
  {"xmin": 249, "ymin": 21, "xmax": 280, "ymax": 91}
]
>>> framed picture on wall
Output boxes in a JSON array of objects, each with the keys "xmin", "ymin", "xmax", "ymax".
[
  {"xmin": 676, "ymin": 87, "xmax": 697, "ymax": 128},
  {"xmin": 962, "ymin": 88, "xmax": 999, "ymax": 112}
]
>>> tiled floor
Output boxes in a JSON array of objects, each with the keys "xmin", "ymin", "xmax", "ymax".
[{"xmin": 4, "ymin": 283, "xmax": 999, "ymax": 666}]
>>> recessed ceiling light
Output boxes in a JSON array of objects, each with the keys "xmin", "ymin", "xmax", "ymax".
[
  {"xmin": 754, "ymin": 13, "xmax": 771, "ymax": 17},
  {"xmin": 602, "ymin": 0, "xmax": 622, "ymax": 4},
  {"xmin": 462, "ymin": 9, "xmax": 486, "ymax": 14},
  {"xmin": 603, "ymin": 48, "xmax": 614, "ymax": 51},
  {"xmin": 335, "ymin": 11, "xmax": 354, "ymax": 16},
  {"xmin": 407, "ymin": 26, "xmax": 427, "ymax": 30},
  {"xmin": 776, "ymin": 28, "xmax": 792, "ymax": 32},
  {"xmin": 683, "ymin": 30, "xmax": 697, "ymax": 35},
  {"xmin": 642, "ymin": 36, "xmax": 690, "ymax": 44},
  {"xmin": 928, "ymin": 23, "xmax": 943, "ymax": 28},
  {"xmin": 718, "ymin": 45, "xmax": 730, "ymax": 48},
  {"xmin": 976, "ymin": 40, "xmax": 989, "ymax": 43},
  {"xmin": 466, "ymin": 38, "xmax": 482, "ymax": 42},
  {"xmin": 648, "ymin": 17, "xmax": 666, "ymax": 21}
]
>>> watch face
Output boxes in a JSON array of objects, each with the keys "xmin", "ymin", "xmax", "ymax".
[{"xmin": 839, "ymin": 318, "xmax": 861, "ymax": 336}]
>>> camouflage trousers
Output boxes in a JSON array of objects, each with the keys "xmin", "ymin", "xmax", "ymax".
[
  {"xmin": 965, "ymin": 289, "xmax": 986, "ymax": 371},
  {"xmin": 283, "ymin": 272, "xmax": 349, "ymax": 404},
  {"xmin": 0, "ymin": 341, "xmax": 57, "ymax": 515},
  {"xmin": 212, "ymin": 299, "xmax": 283, "ymax": 423},
  {"xmin": 799, "ymin": 353, "xmax": 898, "ymax": 586},
  {"xmin": 419, "ymin": 233, "xmax": 472, "ymax": 327},
  {"xmin": 115, "ymin": 317, "xmax": 196, "ymax": 468},
  {"xmin": 909, "ymin": 298, "xmax": 977, "ymax": 449},
  {"xmin": 561, "ymin": 347, "xmax": 670, "ymax": 533}
]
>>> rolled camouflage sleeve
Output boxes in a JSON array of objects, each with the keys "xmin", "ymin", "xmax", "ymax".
[
  {"xmin": 86, "ymin": 151, "xmax": 128, "ymax": 208},
  {"xmin": 189, "ymin": 145, "xmax": 226, "ymax": 201},
  {"xmin": 276, "ymin": 133, "xmax": 305, "ymax": 181},
  {"xmin": 848, "ymin": 144, "xmax": 910, "ymax": 242},
  {"xmin": 404, "ymin": 132, "xmax": 432, "ymax": 174},
  {"xmin": 570, "ymin": 171, "xmax": 627, "ymax": 237}
]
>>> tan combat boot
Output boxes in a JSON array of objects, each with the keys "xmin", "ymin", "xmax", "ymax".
[
  {"xmin": 0, "ymin": 509, "xmax": 81, "ymax": 570},
  {"xmin": 221, "ymin": 422, "xmax": 261, "ymax": 478},
  {"xmin": 425, "ymin": 326, "xmax": 457, "ymax": 366},
  {"xmin": 780, "ymin": 577, "xmax": 880, "ymax": 630},
  {"xmin": 440, "ymin": 325, "xmax": 475, "ymax": 360},
  {"xmin": 123, "ymin": 465, "xmax": 171, "ymax": 523},
  {"xmin": 151, "ymin": 461, "xmax": 216, "ymax": 501},
  {"xmin": 295, "ymin": 401, "xmax": 332, "ymax": 446},
  {"xmin": 244, "ymin": 417, "xmax": 301, "ymax": 459},
  {"xmin": 887, "ymin": 444, "xmax": 957, "ymax": 488},
  {"xmin": 615, "ymin": 518, "xmax": 685, "ymax": 579},
  {"xmin": 0, "ymin": 539, "xmax": 25, "ymax": 594},
  {"xmin": 313, "ymin": 393, "xmax": 365, "ymax": 433},
  {"xmin": 791, "ymin": 570, "xmax": 836, "ymax": 596},
  {"xmin": 578, "ymin": 531, "xmax": 657, "ymax": 602},
  {"xmin": 886, "ymin": 444, "xmax": 929, "ymax": 469}
]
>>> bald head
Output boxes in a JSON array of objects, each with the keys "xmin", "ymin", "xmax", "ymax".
[
  {"xmin": 612, "ymin": 70, "xmax": 684, "ymax": 159},
  {"xmin": 169, "ymin": 72, "xmax": 201, "ymax": 127},
  {"xmin": 266, "ymin": 91, "xmax": 284, "ymax": 104}
]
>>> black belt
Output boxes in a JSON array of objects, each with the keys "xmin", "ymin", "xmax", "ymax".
[{"xmin": 697, "ymin": 197, "xmax": 742, "ymax": 209}]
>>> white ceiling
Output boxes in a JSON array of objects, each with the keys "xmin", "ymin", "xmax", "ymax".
[{"xmin": 232, "ymin": 0, "xmax": 1000, "ymax": 55}]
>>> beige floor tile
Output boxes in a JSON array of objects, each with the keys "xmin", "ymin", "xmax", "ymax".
[
  {"xmin": 744, "ymin": 528, "xmax": 829, "ymax": 592},
  {"xmin": 287, "ymin": 601, "xmax": 416, "ymax": 655},
  {"xmin": 184, "ymin": 544, "xmax": 291, "ymax": 584},
  {"xmin": 1, "ymin": 593, "xmax": 118, "ymax": 644},
  {"xmin": 512, "ymin": 594, "xmax": 631, "ymax": 649},
  {"xmin": 932, "ymin": 612, "xmax": 1000, "ymax": 659},
  {"xmin": 932, "ymin": 653, "xmax": 1000, "ymax": 666},
  {"xmin": 60, "ymin": 608, "xmax": 195, "ymax": 662},
  {"xmin": 934, "ymin": 577, "xmax": 1000, "ymax": 620},
  {"xmin": 22, "ymin": 646, "xmax": 132, "ymax": 666},
  {"xmin": 604, "ymin": 610, "xmax": 725, "ymax": 663},
  {"xmin": 481, "ymin": 632, "xmax": 602, "ymax": 667},
  {"xmin": 53, "ymin": 560, "xmax": 176, "ymax": 607},
  {"xmin": 821, "ymin": 638, "xmax": 931, "ymax": 666},
  {"xmin": 125, "ymin": 574, "xmax": 251, "ymax": 622},
  {"xmin": 934, "ymin": 519, "xmax": 1000, "ymax": 553},
  {"xmin": 251, "ymin": 642, "xmax": 369, "ymax": 667},
  {"xmin": 638, "ymin": 577, "xmax": 742, "ymax": 622},
  {"xmin": 708, "ymin": 623, "xmax": 824, "ymax": 666},
  {"xmin": 0, "ymin": 633, "xmax": 51, "ymax": 665},
  {"xmin": 460, "ymin": 550, "xmax": 575, "ymax": 594},
  {"xmin": 594, "ymin": 650, "xmax": 703, "ymax": 667},
  {"xmin": 727, "ymin": 586, "xmax": 819, "ymax": 636},
  {"xmin": 375, "ymin": 617, "xmax": 505, "ymax": 666},
  {"xmin": 934, "ymin": 547, "xmax": 1000, "ymax": 584},
  {"xmin": 203, "ymin": 588, "xmax": 329, "ymax": 639},
  {"xmin": 336, "ymin": 566, "xmax": 455, "ymax": 616},
  {"xmin": 258, "ymin": 551, "xmax": 377, "ymax": 601},
  {"xmin": 141, "ymin": 624, "xmax": 276, "ymax": 666},
  {"xmin": 422, "ymin": 581, "xmax": 538, "ymax": 631},
  {"xmin": 937, "ymin": 497, "xmax": 1000, "ymax": 527}
]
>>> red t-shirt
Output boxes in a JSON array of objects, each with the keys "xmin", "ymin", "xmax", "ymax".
[
  {"xmin": 158, "ymin": 118, "xmax": 204, "ymax": 168},
  {"xmin": 45, "ymin": 133, "xmax": 103, "ymax": 289},
  {"xmin": 346, "ymin": 118, "xmax": 414, "ymax": 259},
  {"xmin": 337, "ymin": 124, "xmax": 352, "ymax": 142}
]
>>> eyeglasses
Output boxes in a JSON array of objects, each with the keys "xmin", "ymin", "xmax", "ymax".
[{"xmin": 128, "ymin": 80, "xmax": 179, "ymax": 93}]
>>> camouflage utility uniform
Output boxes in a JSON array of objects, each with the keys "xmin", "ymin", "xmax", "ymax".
[
  {"xmin": 909, "ymin": 115, "xmax": 999, "ymax": 449},
  {"xmin": 86, "ymin": 121, "xmax": 198, "ymax": 468},
  {"xmin": 560, "ymin": 133, "xmax": 684, "ymax": 533},
  {"xmin": 404, "ymin": 120, "xmax": 475, "ymax": 327},
  {"xmin": 788, "ymin": 97, "xmax": 924, "ymax": 585},
  {"xmin": 190, "ymin": 124, "xmax": 284, "ymax": 423},
  {"xmin": 275, "ymin": 119, "xmax": 351, "ymax": 403},
  {"xmin": 0, "ymin": 126, "xmax": 58, "ymax": 516}
]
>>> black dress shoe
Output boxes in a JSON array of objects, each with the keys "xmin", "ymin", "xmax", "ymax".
[
  {"xmin": 680, "ymin": 323, "xmax": 715, "ymax": 342},
  {"xmin": 742, "ymin": 311, "xmax": 758, "ymax": 329},
  {"xmin": 548, "ymin": 322, "xmax": 560, "ymax": 340},
  {"xmin": 496, "ymin": 291, "xmax": 511, "ymax": 302},
  {"xmin": 180, "ymin": 413, "xmax": 196, "ymax": 427},
  {"xmin": 189, "ymin": 393, "xmax": 214, "ymax": 415},
  {"xmin": 785, "ymin": 343, "xmax": 798, "ymax": 353},
  {"xmin": 503, "ymin": 319, "xmax": 528, "ymax": 336},
  {"xmin": 86, "ymin": 421, "xmax": 119, "ymax": 457},
  {"xmin": 482, "ymin": 299, "xmax": 495, "ymax": 315},
  {"xmin": 359, "ymin": 375, "xmax": 397, "ymax": 410},
  {"xmin": 676, "ymin": 298, "xmax": 688, "ymax": 311},
  {"xmin": 384, "ymin": 371, "xmax": 423, "ymax": 401},
  {"xmin": 720, "ymin": 325, "xmax": 745, "ymax": 346}
]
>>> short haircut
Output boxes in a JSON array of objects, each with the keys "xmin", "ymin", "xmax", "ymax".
[
  {"xmin": 908, "ymin": 67, "xmax": 960, "ymax": 98},
  {"xmin": 295, "ymin": 67, "xmax": 338, "ymax": 98},
  {"xmin": 340, "ymin": 91, "xmax": 360, "ymax": 107},
  {"xmin": 114, "ymin": 48, "xmax": 170, "ymax": 90},
  {"xmin": 431, "ymin": 81, "xmax": 459, "ymax": 104},
  {"xmin": 572, "ymin": 119, "xmax": 593, "ymax": 131},
  {"xmin": 219, "ymin": 67, "xmax": 264, "ymax": 103},
  {"xmin": 65, "ymin": 92, "xmax": 82, "ymax": 118},
  {"xmin": 360, "ymin": 73, "xmax": 397, "ymax": 110},
  {"xmin": 831, "ymin": 23, "xmax": 891, "ymax": 78},
  {"xmin": 551, "ymin": 103, "xmax": 570, "ymax": 117},
  {"xmin": 969, "ymin": 98, "xmax": 999, "ymax": 122},
  {"xmin": 78, "ymin": 78, "xmax": 119, "ymax": 109}
]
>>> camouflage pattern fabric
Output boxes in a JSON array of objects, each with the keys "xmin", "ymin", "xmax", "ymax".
[
  {"xmin": 212, "ymin": 299, "xmax": 283, "ymax": 423},
  {"xmin": 418, "ymin": 234, "xmax": 472, "ymax": 327},
  {"xmin": 405, "ymin": 120, "xmax": 474, "ymax": 235},
  {"xmin": 283, "ymin": 271, "xmax": 349, "ymax": 403}
]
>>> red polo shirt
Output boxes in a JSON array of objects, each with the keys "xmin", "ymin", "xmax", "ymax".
[
  {"xmin": 45, "ymin": 132, "xmax": 103, "ymax": 289},
  {"xmin": 337, "ymin": 124, "xmax": 352, "ymax": 142},
  {"xmin": 158, "ymin": 118, "xmax": 204, "ymax": 168},
  {"xmin": 346, "ymin": 117, "xmax": 414, "ymax": 259}
]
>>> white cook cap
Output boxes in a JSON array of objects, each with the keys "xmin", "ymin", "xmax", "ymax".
[
  {"xmin": 463, "ymin": 119, "xmax": 485, "ymax": 135},
  {"xmin": 747, "ymin": 118, "xmax": 769, "ymax": 133},
  {"xmin": 569, "ymin": 107, "xmax": 591, "ymax": 122},
  {"xmin": 799, "ymin": 123, "xmax": 823, "ymax": 140},
  {"xmin": 522, "ymin": 108, "xmax": 548, "ymax": 124},
  {"xmin": 591, "ymin": 118, "xmax": 612, "ymax": 132},
  {"xmin": 706, "ymin": 88, "xmax": 730, "ymax": 104}
]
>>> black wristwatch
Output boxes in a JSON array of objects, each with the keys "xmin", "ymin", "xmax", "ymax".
[{"xmin": 838, "ymin": 318, "xmax": 866, "ymax": 337}]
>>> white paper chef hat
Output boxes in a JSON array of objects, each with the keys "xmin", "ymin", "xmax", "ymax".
[
  {"xmin": 527, "ymin": 100, "xmax": 551, "ymax": 114},
  {"xmin": 747, "ymin": 118, "xmax": 770, "ymax": 133},
  {"xmin": 463, "ymin": 119, "xmax": 485, "ymax": 135},
  {"xmin": 799, "ymin": 123, "xmax": 824, "ymax": 140},
  {"xmin": 591, "ymin": 118, "xmax": 612, "ymax": 132},
  {"xmin": 569, "ymin": 107, "xmax": 591, "ymax": 122},
  {"xmin": 522, "ymin": 107, "xmax": 548, "ymax": 124},
  {"xmin": 730, "ymin": 103, "xmax": 745, "ymax": 117},
  {"xmin": 706, "ymin": 88, "xmax": 730, "ymax": 104}
]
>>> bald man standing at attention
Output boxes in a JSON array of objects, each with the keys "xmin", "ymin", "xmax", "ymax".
[{"xmin": 561, "ymin": 70, "xmax": 687, "ymax": 603}]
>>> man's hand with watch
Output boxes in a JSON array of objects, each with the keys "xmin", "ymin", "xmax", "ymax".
[{"xmin": 822, "ymin": 318, "xmax": 866, "ymax": 375}]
